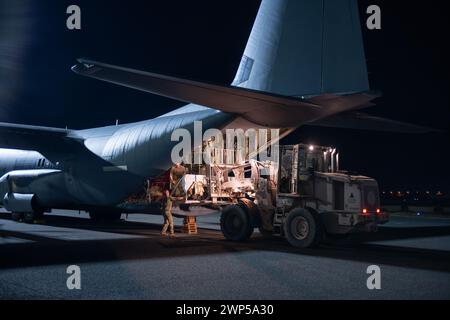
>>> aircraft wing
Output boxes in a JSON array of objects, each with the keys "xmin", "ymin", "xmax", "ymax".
[
  {"xmin": 72, "ymin": 59, "xmax": 377, "ymax": 128},
  {"xmin": 308, "ymin": 112, "xmax": 441, "ymax": 134},
  {"xmin": 0, "ymin": 122, "xmax": 85, "ymax": 160}
]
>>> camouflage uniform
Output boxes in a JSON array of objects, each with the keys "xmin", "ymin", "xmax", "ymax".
[{"xmin": 161, "ymin": 196, "xmax": 174, "ymax": 236}]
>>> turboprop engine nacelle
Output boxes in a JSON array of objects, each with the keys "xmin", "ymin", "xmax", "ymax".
[
  {"xmin": 3, "ymin": 193, "xmax": 37, "ymax": 213},
  {"xmin": 0, "ymin": 169, "xmax": 62, "ymax": 207}
]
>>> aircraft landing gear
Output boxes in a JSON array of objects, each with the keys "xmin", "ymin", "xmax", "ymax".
[
  {"xmin": 89, "ymin": 210, "xmax": 122, "ymax": 223},
  {"xmin": 23, "ymin": 211, "xmax": 45, "ymax": 224},
  {"xmin": 11, "ymin": 211, "xmax": 44, "ymax": 224},
  {"xmin": 11, "ymin": 212, "xmax": 24, "ymax": 222}
]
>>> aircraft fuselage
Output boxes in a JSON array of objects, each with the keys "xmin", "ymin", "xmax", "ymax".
[{"xmin": 0, "ymin": 105, "xmax": 235, "ymax": 213}]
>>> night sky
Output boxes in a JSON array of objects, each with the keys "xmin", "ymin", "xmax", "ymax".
[{"xmin": 0, "ymin": 0, "xmax": 449, "ymax": 192}]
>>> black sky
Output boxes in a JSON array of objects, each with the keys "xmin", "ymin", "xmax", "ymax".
[{"xmin": 1, "ymin": 0, "xmax": 449, "ymax": 192}]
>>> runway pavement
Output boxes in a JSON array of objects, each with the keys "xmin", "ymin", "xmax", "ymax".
[{"xmin": 1, "ymin": 209, "xmax": 450, "ymax": 300}]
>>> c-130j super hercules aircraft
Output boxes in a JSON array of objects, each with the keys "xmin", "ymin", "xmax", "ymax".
[{"xmin": 0, "ymin": 0, "xmax": 432, "ymax": 224}]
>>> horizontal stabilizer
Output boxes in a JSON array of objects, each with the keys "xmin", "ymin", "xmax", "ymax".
[
  {"xmin": 72, "ymin": 59, "xmax": 377, "ymax": 128},
  {"xmin": 309, "ymin": 112, "xmax": 441, "ymax": 134}
]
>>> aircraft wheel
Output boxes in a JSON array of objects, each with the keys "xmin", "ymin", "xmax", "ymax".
[
  {"xmin": 220, "ymin": 205, "xmax": 254, "ymax": 242},
  {"xmin": 11, "ymin": 212, "xmax": 24, "ymax": 222},
  {"xmin": 284, "ymin": 208, "xmax": 323, "ymax": 248},
  {"xmin": 23, "ymin": 211, "xmax": 44, "ymax": 224}
]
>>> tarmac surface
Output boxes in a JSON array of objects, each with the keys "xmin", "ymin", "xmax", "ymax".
[{"xmin": 1, "ymin": 209, "xmax": 450, "ymax": 300}]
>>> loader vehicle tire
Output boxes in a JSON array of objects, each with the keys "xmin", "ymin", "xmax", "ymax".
[
  {"xmin": 221, "ymin": 205, "xmax": 254, "ymax": 242},
  {"xmin": 284, "ymin": 208, "xmax": 323, "ymax": 248}
]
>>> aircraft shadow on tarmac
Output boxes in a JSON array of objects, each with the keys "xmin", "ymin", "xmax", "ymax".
[{"xmin": 1, "ymin": 213, "xmax": 450, "ymax": 274}]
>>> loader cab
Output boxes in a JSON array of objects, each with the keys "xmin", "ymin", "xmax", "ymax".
[{"xmin": 279, "ymin": 144, "xmax": 339, "ymax": 196}]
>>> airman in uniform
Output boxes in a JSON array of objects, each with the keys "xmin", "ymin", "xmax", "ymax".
[{"xmin": 161, "ymin": 190, "xmax": 175, "ymax": 238}]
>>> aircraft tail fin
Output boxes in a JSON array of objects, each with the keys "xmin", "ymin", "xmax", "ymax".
[{"xmin": 232, "ymin": 0, "xmax": 369, "ymax": 97}]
